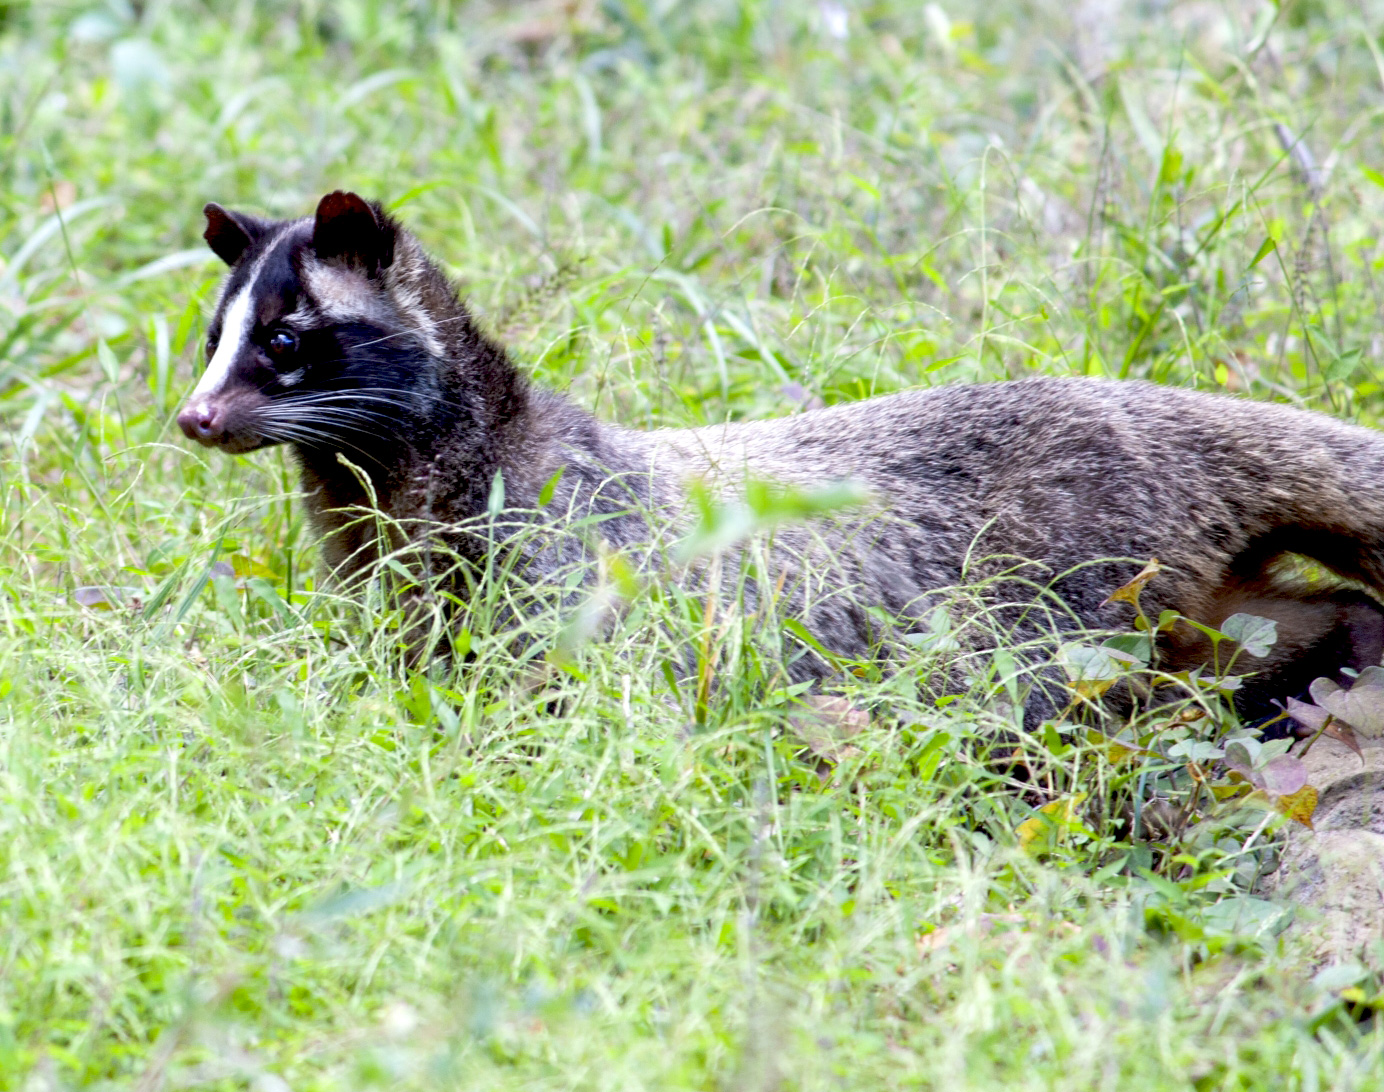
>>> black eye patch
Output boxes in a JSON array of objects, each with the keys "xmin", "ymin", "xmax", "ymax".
[{"xmin": 268, "ymin": 329, "xmax": 299, "ymax": 358}]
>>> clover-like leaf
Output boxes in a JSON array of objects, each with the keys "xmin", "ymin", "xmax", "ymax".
[
  {"xmin": 1168, "ymin": 739, "xmax": 1225, "ymax": 764},
  {"xmin": 1223, "ymin": 739, "xmax": 1258, "ymax": 779},
  {"xmin": 1309, "ymin": 675, "xmax": 1344, "ymax": 708},
  {"xmin": 1220, "ymin": 613, "xmax": 1279, "ymax": 659},
  {"xmin": 1286, "ymin": 695, "xmax": 1330, "ymax": 734},
  {"xmin": 1289, "ymin": 690, "xmax": 1366, "ymax": 761},
  {"xmin": 1058, "ymin": 643, "xmax": 1130, "ymax": 698},
  {"xmin": 1102, "ymin": 632, "xmax": 1153, "ymax": 667},
  {"xmin": 1357, "ymin": 665, "xmax": 1384, "ymax": 690},
  {"xmin": 1311, "ymin": 667, "xmax": 1384, "ymax": 738},
  {"xmin": 1259, "ymin": 754, "xmax": 1308, "ymax": 798},
  {"xmin": 1187, "ymin": 671, "xmax": 1242, "ymax": 696}
]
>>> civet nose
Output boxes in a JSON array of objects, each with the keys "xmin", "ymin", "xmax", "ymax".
[{"xmin": 177, "ymin": 400, "xmax": 225, "ymax": 445}]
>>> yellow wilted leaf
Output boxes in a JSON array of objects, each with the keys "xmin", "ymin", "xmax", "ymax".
[
  {"xmin": 1168, "ymin": 707, "xmax": 1207, "ymax": 726},
  {"xmin": 1275, "ymin": 784, "xmax": 1319, "ymax": 828},
  {"xmin": 1086, "ymin": 730, "xmax": 1151, "ymax": 765},
  {"xmin": 1017, "ymin": 793, "xmax": 1088, "ymax": 853},
  {"xmin": 1102, "ymin": 558, "xmax": 1162, "ymax": 608},
  {"xmin": 231, "ymin": 554, "xmax": 278, "ymax": 579},
  {"xmin": 789, "ymin": 695, "xmax": 869, "ymax": 766}
]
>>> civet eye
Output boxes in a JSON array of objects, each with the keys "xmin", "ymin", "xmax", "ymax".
[{"xmin": 267, "ymin": 329, "xmax": 298, "ymax": 357}]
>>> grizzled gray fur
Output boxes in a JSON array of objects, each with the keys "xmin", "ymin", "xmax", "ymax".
[{"xmin": 178, "ymin": 191, "xmax": 1384, "ymax": 722}]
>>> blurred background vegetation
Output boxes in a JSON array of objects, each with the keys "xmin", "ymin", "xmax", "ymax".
[{"xmin": 1, "ymin": 0, "xmax": 1383, "ymax": 1087}]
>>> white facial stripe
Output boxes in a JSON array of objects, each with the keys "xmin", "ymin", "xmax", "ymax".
[
  {"xmin": 190, "ymin": 223, "xmax": 299, "ymax": 401},
  {"xmin": 192, "ymin": 284, "xmax": 253, "ymax": 399}
]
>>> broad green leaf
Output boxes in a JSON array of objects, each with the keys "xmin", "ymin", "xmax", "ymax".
[
  {"xmin": 1168, "ymin": 738, "xmax": 1225, "ymax": 763},
  {"xmin": 1224, "ymin": 738, "xmax": 1256, "ymax": 769},
  {"xmin": 1102, "ymin": 632, "xmax": 1152, "ymax": 666},
  {"xmin": 1220, "ymin": 613, "xmax": 1278, "ymax": 658}
]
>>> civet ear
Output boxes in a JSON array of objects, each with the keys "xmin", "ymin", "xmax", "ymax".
[
  {"xmin": 202, "ymin": 203, "xmax": 269, "ymax": 267},
  {"xmin": 312, "ymin": 190, "xmax": 396, "ymax": 275}
]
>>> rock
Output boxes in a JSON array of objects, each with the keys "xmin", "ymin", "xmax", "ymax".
[{"xmin": 1259, "ymin": 737, "xmax": 1384, "ymax": 968}]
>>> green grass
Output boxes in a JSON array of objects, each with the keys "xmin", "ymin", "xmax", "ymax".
[{"xmin": 2, "ymin": 0, "xmax": 1384, "ymax": 1086}]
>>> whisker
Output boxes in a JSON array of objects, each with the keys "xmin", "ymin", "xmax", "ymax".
[
  {"xmin": 263, "ymin": 398, "xmax": 386, "ymax": 412},
  {"xmin": 262, "ymin": 407, "xmax": 391, "ymax": 427},
  {"xmin": 264, "ymin": 412, "xmax": 381, "ymax": 440},
  {"xmin": 288, "ymin": 387, "xmax": 478, "ymax": 410},
  {"xmin": 257, "ymin": 426, "xmax": 383, "ymax": 465},
  {"xmin": 269, "ymin": 386, "xmax": 485, "ymax": 417},
  {"xmin": 250, "ymin": 406, "xmax": 387, "ymax": 440}
]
